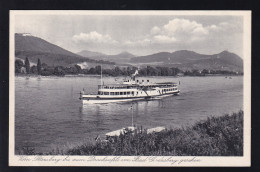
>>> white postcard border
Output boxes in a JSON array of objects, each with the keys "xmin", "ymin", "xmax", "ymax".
[{"xmin": 9, "ymin": 10, "xmax": 251, "ymax": 167}]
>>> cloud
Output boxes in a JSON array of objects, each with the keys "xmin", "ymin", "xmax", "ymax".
[
  {"xmin": 153, "ymin": 35, "xmax": 177, "ymax": 43},
  {"xmin": 71, "ymin": 18, "xmax": 242, "ymax": 54},
  {"xmin": 123, "ymin": 18, "xmax": 212, "ymax": 46},
  {"xmin": 147, "ymin": 18, "xmax": 241, "ymax": 44},
  {"xmin": 150, "ymin": 26, "xmax": 161, "ymax": 35},
  {"xmin": 159, "ymin": 18, "xmax": 210, "ymax": 42},
  {"xmin": 208, "ymin": 22, "xmax": 242, "ymax": 33},
  {"xmin": 72, "ymin": 31, "xmax": 117, "ymax": 44},
  {"xmin": 163, "ymin": 18, "xmax": 209, "ymax": 36},
  {"xmin": 124, "ymin": 38, "xmax": 151, "ymax": 47}
]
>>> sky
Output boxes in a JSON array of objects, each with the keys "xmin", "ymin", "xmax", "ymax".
[{"xmin": 14, "ymin": 13, "xmax": 244, "ymax": 57}]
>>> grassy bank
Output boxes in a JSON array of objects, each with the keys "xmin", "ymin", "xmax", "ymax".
[{"xmin": 18, "ymin": 111, "xmax": 243, "ymax": 156}]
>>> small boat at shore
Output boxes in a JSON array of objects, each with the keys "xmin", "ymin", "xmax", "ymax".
[
  {"xmin": 79, "ymin": 69, "xmax": 180, "ymax": 104},
  {"xmin": 98, "ymin": 103, "xmax": 166, "ymax": 142}
]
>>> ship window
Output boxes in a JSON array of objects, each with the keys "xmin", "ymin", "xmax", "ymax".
[
  {"xmin": 110, "ymin": 92, "xmax": 115, "ymax": 95},
  {"xmin": 132, "ymin": 91, "xmax": 134, "ymax": 95},
  {"xmin": 99, "ymin": 91, "xmax": 103, "ymax": 95},
  {"xmin": 115, "ymin": 92, "xmax": 119, "ymax": 95},
  {"xmin": 120, "ymin": 92, "xmax": 123, "ymax": 95},
  {"xmin": 124, "ymin": 92, "xmax": 127, "ymax": 95},
  {"xmin": 127, "ymin": 92, "xmax": 130, "ymax": 95},
  {"xmin": 104, "ymin": 92, "xmax": 109, "ymax": 95},
  {"xmin": 98, "ymin": 91, "xmax": 100, "ymax": 95}
]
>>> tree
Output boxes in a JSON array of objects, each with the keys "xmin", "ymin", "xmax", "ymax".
[
  {"xmin": 15, "ymin": 59, "xmax": 24, "ymax": 73},
  {"xmin": 42, "ymin": 63, "xmax": 48, "ymax": 68},
  {"xmin": 95, "ymin": 66, "xmax": 101, "ymax": 75},
  {"xmin": 88, "ymin": 67, "xmax": 96, "ymax": 74},
  {"xmin": 37, "ymin": 58, "xmax": 42, "ymax": 75},
  {"xmin": 54, "ymin": 66, "xmax": 65, "ymax": 76},
  {"xmin": 30, "ymin": 65, "xmax": 38, "ymax": 74},
  {"xmin": 25, "ymin": 57, "xmax": 30, "ymax": 74},
  {"xmin": 114, "ymin": 66, "xmax": 121, "ymax": 76}
]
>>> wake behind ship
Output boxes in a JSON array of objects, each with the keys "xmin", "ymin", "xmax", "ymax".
[{"xmin": 79, "ymin": 70, "xmax": 180, "ymax": 104}]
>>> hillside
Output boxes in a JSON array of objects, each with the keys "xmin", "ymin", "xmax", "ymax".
[
  {"xmin": 77, "ymin": 50, "xmax": 135, "ymax": 63},
  {"xmin": 130, "ymin": 50, "xmax": 211, "ymax": 64},
  {"xmin": 77, "ymin": 50, "xmax": 106, "ymax": 58},
  {"xmin": 15, "ymin": 33, "xmax": 80, "ymax": 57},
  {"xmin": 15, "ymin": 33, "xmax": 114, "ymax": 66},
  {"xmin": 15, "ymin": 33, "xmax": 243, "ymax": 71},
  {"xmin": 130, "ymin": 50, "xmax": 243, "ymax": 71}
]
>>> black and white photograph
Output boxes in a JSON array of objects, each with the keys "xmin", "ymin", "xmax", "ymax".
[{"xmin": 9, "ymin": 10, "xmax": 251, "ymax": 166}]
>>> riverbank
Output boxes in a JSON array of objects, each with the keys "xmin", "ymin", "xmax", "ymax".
[
  {"xmin": 18, "ymin": 110, "xmax": 243, "ymax": 156},
  {"xmin": 15, "ymin": 73, "xmax": 242, "ymax": 78}
]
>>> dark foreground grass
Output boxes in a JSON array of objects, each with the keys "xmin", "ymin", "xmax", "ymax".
[{"xmin": 18, "ymin": 110, "xmax": 243, "ymax": 156}]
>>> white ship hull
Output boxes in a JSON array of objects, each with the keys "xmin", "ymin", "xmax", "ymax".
[
  {"xmin": 81, "ymin": 90, "xmax": 180, "ymax": 104},
  {"xmin": 79, "ymin": 73, "xmax": 180, "ymax": 104},
  {"xmin": 82, "ymin": 97, "xmax": 144, "ymax": 104}
]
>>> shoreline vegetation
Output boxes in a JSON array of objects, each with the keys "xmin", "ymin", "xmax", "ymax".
[
  {"xmin": 18, "ymin": 110, "xmax": 243, "ymax": 156},
  {"xmin": 15, "ymin": 58, "xmax": 243, "ymax": 77}
]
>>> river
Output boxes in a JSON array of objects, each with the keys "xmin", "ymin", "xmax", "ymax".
[{"xmin": 15, "ymin": 75, "xmax": 243, "ymax": 153}]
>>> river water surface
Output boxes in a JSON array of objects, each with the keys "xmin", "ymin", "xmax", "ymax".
[{"xmin": 15, "ymin": 76, "xmax": 243, "ymax": 153}]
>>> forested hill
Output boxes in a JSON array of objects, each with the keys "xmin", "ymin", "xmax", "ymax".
[
  {"xmin": 77, "ymin": 50, "xmax": 135, "ymax": 64},
  {"xmin": 15, "ymin": 33, "xmax": 115, "ymax": 66},
  {"xmin": 129, "ymin": 50, "xmax": 243, "ymax": 71}
]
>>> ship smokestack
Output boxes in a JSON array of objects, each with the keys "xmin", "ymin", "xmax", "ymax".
[
  {"xmin": 132, "ymin": 70, "xmax": 139, "ymax": 77},
  {"xmin": 132, "ymin": 69, "xmax": 138, "ymax": 82}
]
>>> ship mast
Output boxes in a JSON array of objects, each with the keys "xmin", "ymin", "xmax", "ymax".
[
  {"xmin": 101, "ymin": 64, "xmax": 103, "ymax": 86},
  {"xmin": 131, "ymin": 105, "xmax": 134, "ymax": 127}
]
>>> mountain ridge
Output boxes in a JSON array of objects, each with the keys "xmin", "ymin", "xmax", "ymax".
[
  {"xmin": 15, "ymin": 33, "xmax": 243, "ymax": 71},
  {"xmin": 128, "ymin": 50, "xmax": 243, "ymax": 71},
  {"xmin": 15, "ymin": 33, "xmax": 115, "ymax": 66},
  {"xmin": 77, "ymin": 50, "xmax": 135, "ymax": 63},
  {"xmin": 77, "ymin": 50, "xmax": 106, "ymax": 57}
]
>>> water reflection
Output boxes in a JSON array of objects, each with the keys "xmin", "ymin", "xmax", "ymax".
[
  {"xmin": 15, "ymin": 76, "xmax": 243, "ymax": 153},
  {"xmin": 78, "ymin": 98, "xmax": 171, "ymax": 130}
]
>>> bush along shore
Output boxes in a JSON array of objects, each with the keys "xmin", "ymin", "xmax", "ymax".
[
  {"xmin": 15, "ymin": 58, "xmax": 243, "ymax": 77},
  {"xmin": 18, "ymin": 111, "xmax": 243, "ymax": 156}
]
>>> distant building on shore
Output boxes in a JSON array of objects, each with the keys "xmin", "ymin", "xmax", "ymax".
[
  {"xmin": 20, "ymin": 67, "xmax": 26, "ymax": 73},
  {"xmin": 16, "ymin": 33, "xmax": 32, "ymax": 36},
  {"xmin": 177, "ymin": 72, "xmax": 184, "ymax": 76}
]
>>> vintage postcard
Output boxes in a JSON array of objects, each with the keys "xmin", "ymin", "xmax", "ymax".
[{"xmin": 9, "ymin": 10, "xmax": 251, "ymax": 166}]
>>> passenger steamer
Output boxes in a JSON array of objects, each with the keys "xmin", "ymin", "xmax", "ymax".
[{"xmin": 79, "ymin": 70, "xmax": 180, "ymax": 104}]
